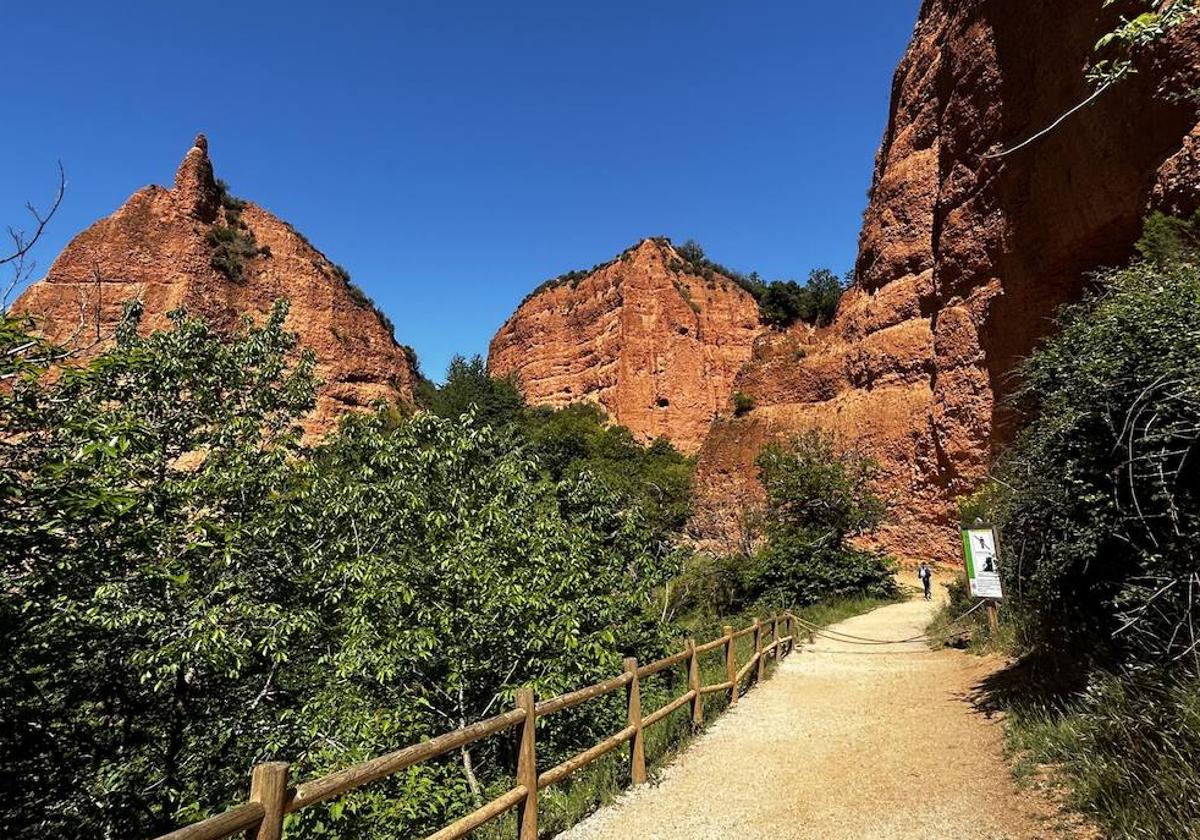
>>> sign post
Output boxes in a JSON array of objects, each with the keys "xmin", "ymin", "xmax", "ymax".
[{"xmin": 961, "ymin": 524, "xmax": 1002, "ymax": 628}]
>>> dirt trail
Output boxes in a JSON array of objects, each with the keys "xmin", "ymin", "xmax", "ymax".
[{"xmin": 558, "ymin": 597, "xmax": 1071, "ymax": 840}]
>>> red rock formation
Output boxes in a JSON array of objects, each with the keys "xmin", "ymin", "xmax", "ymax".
[
  {"xmin": 488, "ymin": 239, "xmax": 762, "ymax": 452},
  {"xmin": 14, "ymin": 135, "xmax": 415, "ymax": 434},
  {"xmin": 694, "ymin": 1, "xmax": 1200, "ymax": 564}
]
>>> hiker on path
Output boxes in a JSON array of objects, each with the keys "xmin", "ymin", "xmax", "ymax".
[{"xmin": 918, "ymin": 562, "xmax": 933, "ymax": 601}]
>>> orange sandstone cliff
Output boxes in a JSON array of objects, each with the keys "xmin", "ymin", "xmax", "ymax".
[
  {"xmin": 14, "ymin": 135, "xmax": 416, "ymax": 433},
  {"xmin": 694, "ymin": 0, "xmax": 1200, "ymax": 563},
  {"xmin": 488, "ymin": 239, "xmax": 762, "ymax": 452}
]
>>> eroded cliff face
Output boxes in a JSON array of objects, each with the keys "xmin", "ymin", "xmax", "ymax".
[
  {"xmin": 14, "ymin": 135, "xmax": 416, "ymax": 434},
  {"xmin": 694, "ymin": 0, "xmax": 1200, "ymax": 564},
  {"xmin": 488, "ymin": 240, "xmax": 762, "ymax": 452}
]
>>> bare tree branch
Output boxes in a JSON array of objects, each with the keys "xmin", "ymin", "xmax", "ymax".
[{"xmin": 2, "ymin": 163, "xmax": 67, "ymax": 312}]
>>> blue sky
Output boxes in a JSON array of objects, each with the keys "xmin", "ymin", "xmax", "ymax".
[{"xmin": 2, "ymin": 1, "xmax": 919, "ymax": 380}]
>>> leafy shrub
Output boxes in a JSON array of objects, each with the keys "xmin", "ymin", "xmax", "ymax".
[
  {"xmin": 214, "ymin": 178, "xmax": 247, "ymax": 215},
  {"xmin": 732, "ymin": 391, "xmax": 755, "ymax": 416},
  {"xmin": 1089, "ymin": 0, "xmax": 1199, "ymax": 87},
  {"xmin": 207, "ymin": 180, "xmax": 268, "ymax": 281},
  {"xmin": 207, "ymin": 223, "xmax": 262, "ymax": 280},
  {"xmin": 986, "ymin": 249, "xmax": 1200, "ymax": 668},
  {"xmin": 670, "ymin": 552, "xmax": 748, "ymax": 618},
  {"xmin": 1135, "ymin": 209, "xmax": 1200, "ymax": 264},
  {"xmin": 748, "ymin": 430, "xmax": 896, "ymax": 606},
  {"xmin": 673, "ymin": 430, "xmax": 896, "ymax": 618}
]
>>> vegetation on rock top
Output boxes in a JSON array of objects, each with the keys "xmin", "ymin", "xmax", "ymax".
[
  {"xmin": 517, "ymin": 236, "xmax": 845, "ymax": 329},
  {"xmin": 207, "ymin": 179, "xmax": 270, "ymax": 281}
]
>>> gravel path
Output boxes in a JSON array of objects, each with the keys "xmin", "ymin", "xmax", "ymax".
[{"xmin": 557, "ymin": 598, "xmax": 1070, "ymax": 840}]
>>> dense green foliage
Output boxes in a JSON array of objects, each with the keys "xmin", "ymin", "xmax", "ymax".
[
  {"xmin": 1136, "ymin": 209, "xmax": 1200, "ymax": 265},
  {"xmin": 523, "ymin": 403, "xmax": 694, "ymax": 537},
  {"xmin": 1, "ymin": 302, "xmax": 316, "ymax": 836},
  {"xmin": 753, "ymin": 269, "xmax": 844, "ymax": 328},
  {"xmin": 0, "ymin": 307, "xmax": 678, "ymax": 838},
  {"xmin": 418, "ymin": 356, "xmax": 694, "ymax": 541},
  {"xmin": 987, "ymin": 255, "xmax": 1200, "ymax": 668},
  {"xmin": 750, "ymin": 431, "xmax": 896, "ymax": 606},
  {"xmin": 946, "ymin": 220, "xmax": 1200, "ymax": 837},
  {"xmin": 0, "ymin": 247, "xmax": 880, "ymax": 839},
  {"xmin": 416, "ymin": 354, "xmax": 525, "ymax": 430},
  {"xmin": 671, "ymin": 240, "xmax": 845, "ymax": 329},
  {"xmin": 673, "ymin": 431, "xmax": 897, "ymax": 617},
  {"xmin": 208, "ymin": 180, "xmax": 268, "ymax": 280}
]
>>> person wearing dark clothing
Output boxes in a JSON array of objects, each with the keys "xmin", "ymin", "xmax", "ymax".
[{"xmin": 918, "ymin": 562, "xmax": 933, "ymax": 601}]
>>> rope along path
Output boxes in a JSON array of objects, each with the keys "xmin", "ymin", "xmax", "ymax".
[{"xmin": 790, "ymin": 599, "xmax": 987, "ymax": 646}]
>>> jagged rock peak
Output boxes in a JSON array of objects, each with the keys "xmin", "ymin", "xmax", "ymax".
[
  {"xmin": 13, "ymin": 133, "xmax": 418, "ymax": 437},
  {"xmin": 173, "ymin": 132, "xmax": 218, "ymax": 220}
]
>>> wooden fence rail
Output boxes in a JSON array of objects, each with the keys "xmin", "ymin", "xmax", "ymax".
[{"xmin": 153, "ymin": 612, "xmax": 801, "ymax": 840}]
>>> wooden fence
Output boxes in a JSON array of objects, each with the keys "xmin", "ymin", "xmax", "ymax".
[{"xmin": 155, "ymin": 612, "xmax": 802, "ymax": 840}]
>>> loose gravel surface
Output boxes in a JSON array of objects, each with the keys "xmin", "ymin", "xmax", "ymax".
[{"xmin": 557, "ymin": 598, "xmax": 1075, "ymax": 840}]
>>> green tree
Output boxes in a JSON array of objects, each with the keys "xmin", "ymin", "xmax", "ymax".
[
  {"xmin": 748, "ymin": 430, "xmax": 895, "ymax": 606},
  {"xmin": 1135, "ymin": 209, "xmax": 1200, "ymax": 265},
  {"xmin": 419, "ymin": 353, "xmax": 525, "ymax": 429},
  {"xmin": 0, "ymin": 301, "xmax": 318, "ymax": 837},
  {"xmin": 803, "ymin": 268, "xmax": 844, "ymax": 326},
  {"xmin": 522, "ymin": 402, "xmax": 694, "ymax": 539},
  {"xmin": 419, "ymin": 368, "xmax": 695, "ymax": 545},
  {"xmin": 284, "ymin": 409, "xmax": 678, "ymax": 836},
  {"xmin": 675, "ymin": 238, "xmax": 706, "ymax": 265},
  {"xmin": 758, "ymin": 279, "xmax": 806, "ymax": 328},
  {"xmin": 757, "ymin": 269, "xmax": 845, "ymax": 329}
]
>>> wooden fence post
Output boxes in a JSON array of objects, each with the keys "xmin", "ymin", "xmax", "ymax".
[
  {"xmin": 986, "ymin": 600, "xmax": 1000, "ymax": 634},
  {"xmin": 515, "ymin": 687, "xmax": 537, "ymax": 840},
  {"xmin": 248, "ymin": 761, "xmax": 288, "ymax": 840},
  {"xmin": 754, "ymin": 618, "xmax": 765, "ymax": 683},
  {"xmin": 687, "ymin": 638, "xmax": 702, "ymax": 727},
  {"xmin": 624, "ymin": 657, "xmax": 646, "ymax": 785},
  {"xmin": 771, "ymin": 615, "xmax": 779, "ymax": 662},
  {"xmin": 723, "ymin": 625, "xmax": 737, "ymax": 706}
]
